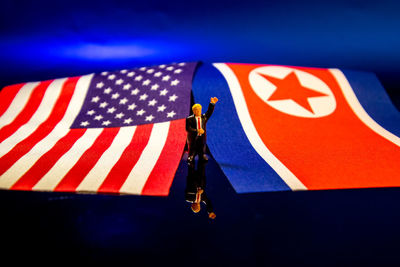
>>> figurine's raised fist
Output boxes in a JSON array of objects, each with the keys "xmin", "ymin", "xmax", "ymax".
[{"xmin": 210, "ymin": 97, "xmax": 219, "ymax": 104}]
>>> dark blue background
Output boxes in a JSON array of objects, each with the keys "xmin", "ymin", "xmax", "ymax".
[{"xmin": 1, "ymin": 0, "xmax": 400, "ymax": 265}]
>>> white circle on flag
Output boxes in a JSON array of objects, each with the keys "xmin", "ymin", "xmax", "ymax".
[{"xmin": 248, "ymin": 66, "xmax": 336, "ymax": 118}]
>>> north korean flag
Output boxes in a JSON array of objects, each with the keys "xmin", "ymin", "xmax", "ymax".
[{"xmin": 192, "ymin": 63, "xmax": 400, "ymax": 193}]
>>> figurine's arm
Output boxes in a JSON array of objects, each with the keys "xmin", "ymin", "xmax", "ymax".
[
  {"xmin": 186, "ymin": 117, "xmax": 197, "ymax": 133},
  {"xmin": 204, "ymin": 103, "xmax": 214, "ymax": 120},
  {"xmin": 205, "ymin": 97, "xmax": 218, "ymax": 119},
  {"xmin": 205, "ymin": 97, "xmax": 218, "ymax": 120}
]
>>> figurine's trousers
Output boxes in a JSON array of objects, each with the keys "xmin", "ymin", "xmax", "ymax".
[{"xmin": 188, "ymin": 136, "xmax": 206, "ymax": 158}]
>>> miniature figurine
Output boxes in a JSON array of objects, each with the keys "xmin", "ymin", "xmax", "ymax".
[{"xmin": 186, "ymin": 97, "xmax": 218, "ymax": 165}]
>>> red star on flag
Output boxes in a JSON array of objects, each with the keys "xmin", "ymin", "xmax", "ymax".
[{"xmin": 258, "ymin": 71, "xmax": 328, "ymax": 113}]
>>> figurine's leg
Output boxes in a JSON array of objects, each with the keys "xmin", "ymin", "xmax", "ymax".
[
  {"xmin": 187, "ymin": 140, "xmax": 196, "ymax": 164},
  {"xmin": 188, "ymin": 149, "xmax": 194, "ymax": 163},
  {"xmin": 199, "ymin": 137, "xmax": 208, "ymax": 161}
]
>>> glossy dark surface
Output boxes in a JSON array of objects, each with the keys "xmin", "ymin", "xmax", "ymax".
[{"xmin": 3, "ymin": 156, "xmax": 400, "ymax": 266}]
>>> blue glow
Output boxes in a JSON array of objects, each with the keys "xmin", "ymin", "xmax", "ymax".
[
  {"xmin": 1, "ymin": 0, "xmax": 400, "ymax": 87},
  {"xmin": 60, "ymin": 43, "xmax": 155, "ymax": 60},
  {"xmin": 0, "ymin": 36, "xmax": 194, "ymax": 62}
]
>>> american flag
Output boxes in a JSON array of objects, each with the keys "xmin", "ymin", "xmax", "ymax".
[{"xmin": 0, "ymin": 62, "xmax": 198, "ymax": 196}]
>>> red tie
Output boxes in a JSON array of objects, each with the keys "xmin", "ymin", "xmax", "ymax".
[
  {"xmin": 197, "ymin": 117, "xmax": 201, "ymax": 130},
  {"xmin": 195, "ymin": 189, "xmax": 201, "ymax": 203}
]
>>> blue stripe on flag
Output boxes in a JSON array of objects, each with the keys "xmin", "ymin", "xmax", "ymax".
[
  {"xmin": 342, "ymin": 70, "xmax": 400, "ymax": 137},
  {"xmin": 192, "ymin": 63, "xmax": 291, "ymax": 193}
]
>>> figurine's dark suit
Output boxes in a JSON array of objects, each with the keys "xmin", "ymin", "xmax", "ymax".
[{"xmin": 186, "ymin": 102, "xmax": 215, "ymax": 162}]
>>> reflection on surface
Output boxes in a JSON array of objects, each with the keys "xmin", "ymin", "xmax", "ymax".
[{"xmin": 185, "ymin": 159, "xmax": 216, "ymax": 219}]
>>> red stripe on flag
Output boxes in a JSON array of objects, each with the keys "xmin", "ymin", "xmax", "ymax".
[
  {"xmin": 0, "ymin": 83, "xmax": 26, "ymax": 117},
  {"xmin": 141, "ymin": 119, "xmax": 187, "ymax": 196},
  {"xmin": 0, "ymin": 77, "xmax": 79, "ymax": 176},
  {"xmin": 10, "ymin": 128, "xmax": 87, "ymax": 190},
  {"xmin": 97, "ymin": 124, "xmax": 153, "ymax": 193},
  {"xmin": 0, "ymin": 80, "xmax": 51, "ymax": 143},
  {"xmin": 54, "ymin": 128, "xmax": 120, "ymax": 192}
]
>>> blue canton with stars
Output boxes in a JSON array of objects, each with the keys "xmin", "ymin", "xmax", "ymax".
[{"xmin": 71, "ymin": 62, "xmax": 198, "ymax": 129}]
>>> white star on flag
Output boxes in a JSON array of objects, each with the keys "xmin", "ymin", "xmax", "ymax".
[
  {"xmin": 148, "ymin": 99, "xmax": 157, "ymax": 106},
  {"xmin": 131, "ymin": 88, "xmax": 140, "ymax": 95},
  {"xmin": 119, "ymin": 98, "xmax": 128, "ymax": 104},
  {"xmin": 136, "ymin": 109, "xmax": 146, "ymax": 116},
  {"xmin": 115, "ymin": 112, "xmax": 125, "ymax": 119},
  {"xmin": 94, "ymin": 115, "xmax": 103, "ymax": 121},
  {"xmin": 157, "ymin": 105, "xmax": 167, "ymax": 112},
  {"xmin": 128, "ymin": 103, "xmax": 137, "ymax": 110},
  {"xmin": 167, "ymin": 111, "xmax": 176, "ymax": 118},
  {"xmin": 124, "ymin": 118, "xmax": 133, "ymax": 124},
  {"xmin": 159, "ymin": 89, "xmax": 168, "ymax": 96},
  {"xmin": 139, "ymin": 94, "xmax": 148, "ymax": 101},
  {"xmin": 174, "ymin": 69, "xmax": 182, "ymax": 74},
  {"xmin": 171, "ymin": 79, "xmax": 180, "ymax": 86},
  {"xmin": 107, "ymin": 107, "xmax": 116, "ymax": 113},
  {"xmin": 99, "ymin": 102, "xmax": 108, "ymax": 108},
  {"xmin": 145, "ymin": 115, "xmax": 155, "ymax": 121},
  {"xmin": 123, "ymin": 84, "xmax": 132, "ymax": 90},
  {"xmin": 169, "ymin": 94, "xmax": 178, "ymax": 102}
]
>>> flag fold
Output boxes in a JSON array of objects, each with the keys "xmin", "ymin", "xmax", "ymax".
[
  {"xmin": 192, "ymin": 63, "xmax": 400, "ymax": 193},
  {"xmin": 0, "ymin": 62, "xmax": 198, "ymax": 196}
]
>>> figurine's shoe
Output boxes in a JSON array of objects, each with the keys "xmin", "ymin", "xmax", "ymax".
[{"xmin": 202, "ymin": 154, "xmax": 208, "ymax": 161}]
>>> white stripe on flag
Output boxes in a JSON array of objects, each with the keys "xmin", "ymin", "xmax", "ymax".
[
  {"xmin": 32, "ymin": 128, "xmax": 103, "ymax": 191},
  {"xmin": 329, "ymin": 69, "xmax": 400, "ymax": 147},
  {"xmin": 0, "ymin": 82, "xmax": 40, "ymax": 128},
  {"xmin": 213, "ymin": 63, "xmax": 307, "ymax": 190},
  {"xmin": 119, "ymin": 121, "xmax": 170, "ymax": 195},
  {"xmin": 0, "ymin": 78, "xmax": 66, "ymax": 158},
  {"xmin": 0, "ymin": 75, "xmax": 93, "ymax": 189},
  {"xmin": 76, "ymin": 126, "xmax": 137, "ymax": 192}
]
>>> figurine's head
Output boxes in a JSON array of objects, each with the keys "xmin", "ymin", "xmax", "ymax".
[
  {"xmin": 191, "ymin": 202, "xmax": 201, "ymax": 213},
  {"xmin": 192, "ymin": 104, "xmax": 202, "ymax": 117}
]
